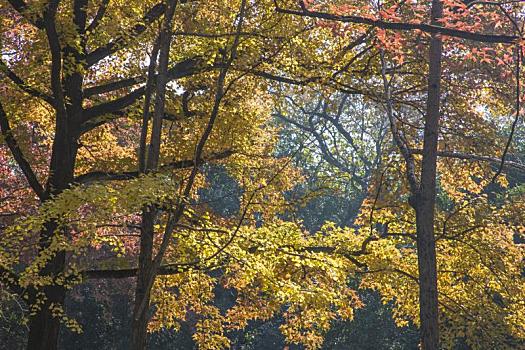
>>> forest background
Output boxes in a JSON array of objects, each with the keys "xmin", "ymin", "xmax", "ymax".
[{"xmin": 1, "ymin": 0, "xmax": 525, "ymax": 349}]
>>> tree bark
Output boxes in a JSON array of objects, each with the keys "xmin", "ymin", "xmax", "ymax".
[{"xmin": 410, "ymin": 0, "xmax": 443, "ymax": 349}]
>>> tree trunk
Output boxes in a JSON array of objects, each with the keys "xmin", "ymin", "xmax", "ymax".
[
  {"xmin": 131, "ymin": 210, "xmax": 155, "ymax": 350},
  {"xmin": 26, "ymin": 251, "xmax": 66, "ymax": 350},
  {"xmin": 411, "ymin": 0, "xmax": 443, "ymax": 349},
  {"xmin": 412, "ymin": 199, "xmax": 440, "ymax": 350},
  {"xmin": 26, "ymin": 32, "xmax": 82, "ymax": 347},
  {"xmin": 130, "ymin": 2, "xmax": 178, "ymax": 349},
  {"xmin": 26, "ymin": 137, "xmax": 77, "ymax": 350}
]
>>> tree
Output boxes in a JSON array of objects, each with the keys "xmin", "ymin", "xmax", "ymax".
[
  {"xmin": 1, "ymin": 0, "xmax": 525, "ymax": 349},
  {"xmin": 0, "ymin": 0, "xmax": 364, "ymax": 349},
  {"xmin": 273, "ymin": 0, "xmax": 525, "ymax": 348}
]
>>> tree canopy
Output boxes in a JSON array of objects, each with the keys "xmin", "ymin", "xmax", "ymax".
[{"xmin": 1, "ymin": 0, "xmax": 524, "ymax": 349}]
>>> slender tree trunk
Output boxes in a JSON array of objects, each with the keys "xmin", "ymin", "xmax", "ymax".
[
  {"xmin": 131, "ymin": 2, "xmax": 177, "ymax": 349},
  {"xmin": 410, "ymin": 0, "xmax": 443, "ymax": 349},
  {"xmin": 130, "ymin": 38, "xmax": 161, "ymax": 350},
  {"xmin": 131, "ymin": 210, "xmax": 156, "ymax": 349},
  {"xmin": 412, "ymin": 200, "xmax": 440, "ymax": 350}
]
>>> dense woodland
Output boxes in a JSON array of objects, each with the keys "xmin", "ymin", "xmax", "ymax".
[{"xmin": 1, "ymin": 0, "xmax": 525, "ymax": 349}]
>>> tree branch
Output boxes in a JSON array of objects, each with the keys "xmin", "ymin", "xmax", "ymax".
[
  {"xmin": 84, "ymin": 3, "xmax": 165, "ymax": 67},
  {"xmin": 409, "ymin": 148, "xmax": 525, "ymax": 173},
  {"xmin": 380, "ymin": 51, "xmax": 420, "ymax": 193},
  {"xmin": 85, "ymin": 56, "xmax": 206, "ymax": 98},
  {"xmin": 81, "ymin": 87, "xmax": 146, "ymax": 127},
  {"xmin": 492, "ymin": 44, "xmax": 521, "ymax": 182},
  {"xmin": 0, "ymin": 101, "xmax": 46, "ymax": 199},
  {"xmin": 83, "ymin": 265, "xmax": 194, "ymax": 279},
  {"xmin": 43, "ymin": 0, "xmax": 67, "ymax": 117},
  {"xmin": 243, "ymin": 69, "xmax": 321, "ymax": 86},
  {"xmin": 274, "ymin": 1, "xmax": 519, "ymax": 44},
  {"xmin": 85, "ymin": 0, "xmax": 110, "ymax": 34},
  {"xmin": 80, "ymin": 57, "xmax": 204, "ymax": 130},
  {"xmin": 73, "ymin": 150, "xmax": 234, "ymax": 184},
  {"xmin": 84, "ymin": 76, "xmax": 146, "ymax": 98},
  {"xmin": 0, "ymin": 59, "xmax": 55, "ymax": 106},
  {"xmin": 6, "ymin": 0, "xmax": 45, "ymax": 28}
]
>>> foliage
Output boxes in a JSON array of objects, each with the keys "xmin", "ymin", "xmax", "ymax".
[{"xmin": 1, "ymin": 0, "xmax": 525, "ymax": 349}]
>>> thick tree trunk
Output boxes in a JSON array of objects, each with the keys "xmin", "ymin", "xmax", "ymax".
[
  {"xmin": 26, "ymin": 251, "xmax": 66, "ymax": 350},
  {"xmin": 26, "ymin": 139, "xmax": 77, "ymax": 350},
  {"xmin": 411, "ymin": 0, "xmax": 443, "ymax": 349},
  {"xmin": 26, "ymin": 37, "xmax": 82, "ymax": 347}
]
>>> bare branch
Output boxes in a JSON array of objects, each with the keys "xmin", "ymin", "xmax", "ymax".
[{"xmin": 409, "ymin": 148, "xmax": 525, "ymax": 173}]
